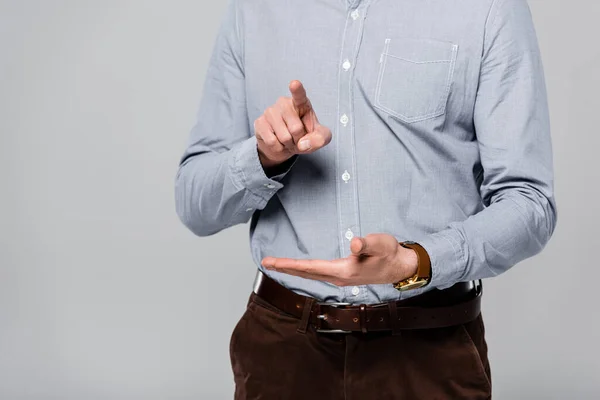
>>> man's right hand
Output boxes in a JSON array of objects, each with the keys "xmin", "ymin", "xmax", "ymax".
[{"xmin": 254, "ymin": 80, "xmax": 332, "ymax": 169}]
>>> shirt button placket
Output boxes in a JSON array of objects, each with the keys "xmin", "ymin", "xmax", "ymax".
[{"xmin": 337, "ymin": 0, "xmax": 367, "ymax": 302}]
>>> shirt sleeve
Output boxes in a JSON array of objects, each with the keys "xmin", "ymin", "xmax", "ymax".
[
  {"xmin": 174, "ymin": 0, "xmax": 298, "ymax": 237},
  {"xmin": 416, "ymin": 0, "xmax": 558, "ymax": 289}
]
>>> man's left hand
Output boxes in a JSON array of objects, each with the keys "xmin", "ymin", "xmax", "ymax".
[{"xmin": 260, "ymin": 233, "xmax": 418, "ymax": 286}]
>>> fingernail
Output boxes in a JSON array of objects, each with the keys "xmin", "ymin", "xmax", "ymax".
[{"xmin": 298, "ymin": 139, "xmax": 311, "ymax": 151}]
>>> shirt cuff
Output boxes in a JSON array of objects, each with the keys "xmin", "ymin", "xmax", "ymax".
[
  {"xmin": 230, "ymin": 135, "xmax": 297, "ymax": 208},
  {"xmin": 416, "ymin": 229, "xmax": 467, "ymax": 290}
]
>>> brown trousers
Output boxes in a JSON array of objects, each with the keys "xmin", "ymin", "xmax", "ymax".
[{"xmin": 229, "ymin": 291, "xmax": 492, "ymax": 400}]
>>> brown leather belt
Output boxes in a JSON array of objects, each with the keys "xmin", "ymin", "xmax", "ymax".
[{"xmin": 252, "ymin": 271, "xmax": 482, "ymax": 333}]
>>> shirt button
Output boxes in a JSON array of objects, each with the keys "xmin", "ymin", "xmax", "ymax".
[
  {"xmin": 351, "ymin": 10, "xmax": 360, "ymax": 20},
  {"xmin": 345, "ymin": 229, "xmax": 354, "ymax": 240},
  {"xmin": 351, "ymin": 286, "xmax": 360, "ymax": 296},
  {"xmin": 264, "ymin": 183, "xmax": 275, "ymax": 189},
  {"xmin": 342, "ymin": 170, "xmax": 350, "ymax": 182},
  {"xmin": 340, "ymin": 114, "xmax": 349, "ymax": 126},
  {"xmin": 342, "ymin": 60, "xmax": 352, "ymax": 71}
]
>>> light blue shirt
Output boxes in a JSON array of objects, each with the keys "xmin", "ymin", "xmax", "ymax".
[{"xmin": 175, "ymin": 0, "xmax": 557, "ymax": 304}]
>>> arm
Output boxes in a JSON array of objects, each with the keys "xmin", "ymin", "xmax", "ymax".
[
  {"xmin": 174, "ymin": 0, "xmax": 298, "ymax": 237},
  {"xmin": 417, "ymin": 0, "xmax": 558, "ymax": 289}
]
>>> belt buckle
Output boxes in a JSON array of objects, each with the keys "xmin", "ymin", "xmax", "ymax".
[{"xmin": 315, "ymin": 302, "xmax": 352, "ymax": 333}]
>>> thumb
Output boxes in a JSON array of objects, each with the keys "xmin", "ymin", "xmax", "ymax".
[
  {"xmin": 350, "ymin": 237, "xmax": 370, "ymax": 256},
  {"xmin": 296, "ymin": 124, "xmax": 331, "ymax": 152}
]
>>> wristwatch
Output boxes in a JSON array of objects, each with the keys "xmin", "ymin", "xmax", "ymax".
[{"xmin": 392, "ymin": 241, "xmax": 432, "ymax": 291}]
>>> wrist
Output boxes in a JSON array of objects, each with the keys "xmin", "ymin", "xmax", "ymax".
[
  {"xmin": 402, "ymin": 247, "xmax": 419, "ymax": 280},
  {"xmin": 258, "ymin": 149, "xmax": 277, "ymax": 168},
  {"xmin": 258, "ymin": 147, "xmax": 291, "ymax": 168},
  {"xmin": 261, "ymin": 155, "xmax": 296, "ymax": 178},
  {"xmin": 390, "ymin": 244, "xmax": 418, "ymax": 283}
]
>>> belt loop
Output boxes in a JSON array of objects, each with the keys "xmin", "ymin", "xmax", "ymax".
[
  {"xmin": 388, "ymin": 301, "xmax": 402, "ymax": 336},
  {"xmin": 359, "ymin": 304, "xmax": 367, "ymax": 334},
  {"xmin": 297, "ymin": 297, "xmax": 315, "ymax": 334}
]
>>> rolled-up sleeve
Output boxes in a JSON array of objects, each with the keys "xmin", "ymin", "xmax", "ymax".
[
  {"xmin": 175, "ymin": 0, "xmax": 298, "ymax": 237},
  {"xmin": 417, "ymin": 0, "xmax": 558, "ymax": 289}
]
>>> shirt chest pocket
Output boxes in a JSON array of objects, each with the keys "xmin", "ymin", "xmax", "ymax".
[{"xmin": 374, "ymin": 37, "xmax": 458, "ymax": 124}]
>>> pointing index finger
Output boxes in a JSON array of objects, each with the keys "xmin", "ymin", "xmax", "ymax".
[{"xmin": 289, "ymin": 80, "xmax": 310, "ymax": 116}]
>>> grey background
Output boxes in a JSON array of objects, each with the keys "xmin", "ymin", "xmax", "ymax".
[{"xmin": 0, "ymin": 0, "xmax": 598, "ymax": 398}]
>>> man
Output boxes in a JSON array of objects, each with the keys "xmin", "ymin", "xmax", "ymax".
[{"xmin": 175, "ymin": 0, "xmax": 557, "ymax": 398}]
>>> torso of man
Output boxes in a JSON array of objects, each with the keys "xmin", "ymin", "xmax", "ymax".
[{"xmin": 178, "ymin": 0, "xmax": 555, "ymax": 305}]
